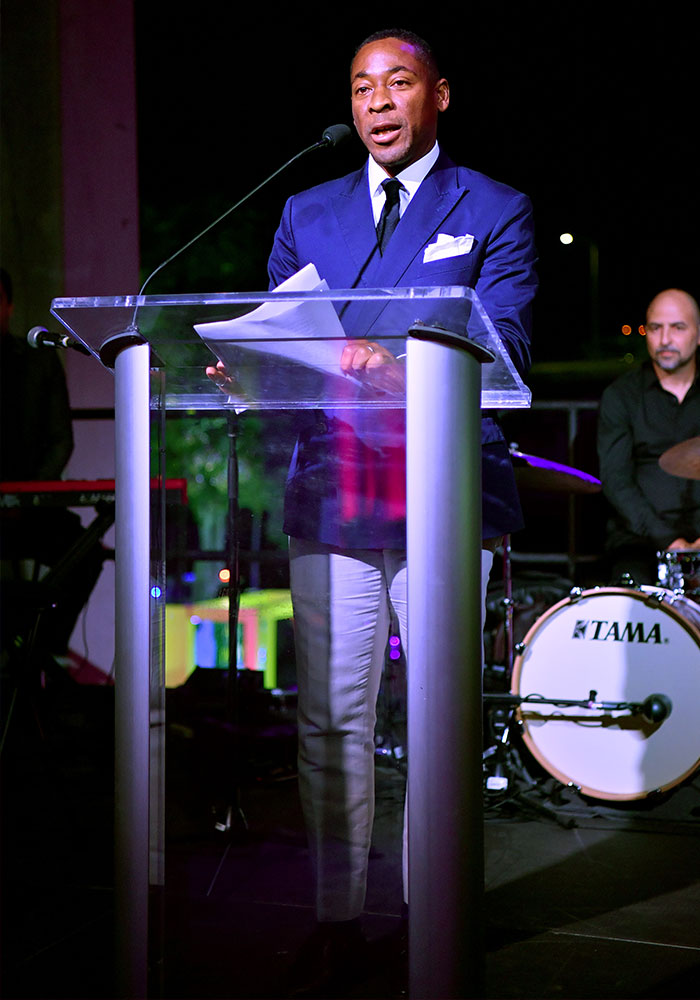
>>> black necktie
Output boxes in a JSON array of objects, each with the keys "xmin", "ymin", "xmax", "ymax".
[{"xmin": 376, "ymin": 178, "xmax": 402, "ymax": 255}]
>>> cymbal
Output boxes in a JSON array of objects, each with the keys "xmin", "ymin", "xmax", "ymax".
[
  {"xmin": 659, "ymin": 437, "xmax": 700, "ymax": 480},
  {"xmin": 510, "ymin": 449, "xmax": 602, "ymax": 494}
]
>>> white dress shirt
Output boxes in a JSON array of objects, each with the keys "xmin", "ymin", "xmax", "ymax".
[{"xmin": 367, "ymin": 142, "xmax": 441, "ymax": 227}]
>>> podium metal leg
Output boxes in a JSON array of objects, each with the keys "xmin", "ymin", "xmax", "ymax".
[
  {"xmin": 114, "ymin": 343, "xmax": 151, "ymax": 998},
  {"xmin": 406, "ymin": 337, "xmax": 484, "ymax": 999}
]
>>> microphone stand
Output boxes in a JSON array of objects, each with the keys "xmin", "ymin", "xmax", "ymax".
[
  {"xmin": 225, "ymin": 410, "xmax": 241, "ymax": 729},
  {"xmin": 119, "ymin": 123, "xmax": 351, "ymax": 859},
  {"xmin": 128, "ymin": 124, "xmax": 352, "ymax": 332},
  {"xmin": 211, "ymin": 409, "xmax": 247, "ymax": 840},
  {"xmin": 206, "ymin": 409, "xmax": 249, "ymax": 900},
  {"xmin": 483, "ymin": 687, "xmax": 672, "ymax": 827},
  {"xmin": 483, "ymin": 690, "xmax": 672, "ymax": 721}
]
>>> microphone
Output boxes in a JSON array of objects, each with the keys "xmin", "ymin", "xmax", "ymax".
[
  {"xmin": 27, "ymin": 325, "xmax": 91, "ymax": 355},
  {"xmin": 320, "ymin": 124, "xmax": 352, "ymax": 147},
  {"xmin": 135, "ymin": 123, "xmax": 352, "ymax": 303},
  {"xmin": 102, "ymin": 124, "xmax": 351, "ymax": 366},
  {"xmin": 640, "ymin": 693, "xmax": 672, "ymax": 724}
]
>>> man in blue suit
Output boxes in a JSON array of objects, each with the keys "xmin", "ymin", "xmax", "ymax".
[
  {"xmin": 269, "ymin": 29, "xmax": 536, "ymax": 554},
  {"xmin": 212, "ymin": 26, "xmax": 537, "ymax": 994}
]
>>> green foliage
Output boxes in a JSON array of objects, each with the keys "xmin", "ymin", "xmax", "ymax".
[
  {"xmin": 141, "ymin": 192, "xmax": 296, "ymax": 554},
  {"xmin": 162, "ymin": 413, "xmax": 287, "ymax": 551}
]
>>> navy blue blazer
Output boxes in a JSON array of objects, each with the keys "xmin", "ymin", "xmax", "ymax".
[{"xmin": 268, "ymin": 151, "xmax": 537, "ymax": 548}]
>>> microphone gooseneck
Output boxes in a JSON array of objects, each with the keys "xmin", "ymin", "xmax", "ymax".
[{"xmin": 132, "ymin": 123, "xmax": 352, "ymax": 316}]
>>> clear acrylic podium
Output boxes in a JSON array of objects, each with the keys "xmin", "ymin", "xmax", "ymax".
[{"xmin": 51, "ymin": 286, "xmax": 530, "ymax": 999}]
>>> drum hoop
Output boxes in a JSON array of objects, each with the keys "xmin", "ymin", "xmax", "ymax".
[
  {"xmin": 518, "ymin": 754, "xmax": 700, "ymax": 802},
  {"xmin": 511, "ymin": 586, "xmax": 700, "ymax": 695},
  {"xmin": 510, "ymin": 586, "xmax": 700, "ymax": 801}
]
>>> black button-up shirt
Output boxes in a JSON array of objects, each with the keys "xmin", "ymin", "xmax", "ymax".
[{"xmin": 597, "ymin": 359, "xmax": 700, "ymax": 549}]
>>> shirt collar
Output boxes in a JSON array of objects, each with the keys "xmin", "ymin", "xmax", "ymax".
[
  {"xmin": 642, "ymin": 359, "xmax": 659, "ymax": 388},
  {"xmin": 643, "ymin": 354, "xmax": 700, "ymax": 392},
  {"xmin": 367, "ymin": 142, "xmax": 440, "ymax": 221}
]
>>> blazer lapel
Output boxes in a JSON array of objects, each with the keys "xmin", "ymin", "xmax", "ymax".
[
  {"xmin": 336, "ymin": 153, "xmax": 470, "ymax": 338},
  {"xmin": 326, "ymin": 154, "xmax": 470, "ymax": 289},
  {"xmin": 372, "ymin": 155, "xmax": 470, "ymax": 286},
  {"xmin": 329, "ymin": 165, "xmax": 383, "ymax": 286}
]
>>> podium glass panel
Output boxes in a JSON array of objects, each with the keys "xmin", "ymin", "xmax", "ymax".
[
  {"xmin": 52, "ymin": 285, "xmax": 529, "ymax": 410},
  {"xmin": 52, "ymin": 287, "xmax": 529, "ymax": 998}
]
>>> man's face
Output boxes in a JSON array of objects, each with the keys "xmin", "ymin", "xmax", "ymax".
[
  {"xmin": 645, "ymin": 291, "xmax": 700, "ymax": 375},
  {"xmin": 350, "ymin": 37, "xmax": 449, "ymax": 176}
]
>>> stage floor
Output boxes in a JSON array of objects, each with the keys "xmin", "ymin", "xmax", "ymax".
[{"xmin": 2, "ymin": 678, "xmax": 700, "ymax": 999}]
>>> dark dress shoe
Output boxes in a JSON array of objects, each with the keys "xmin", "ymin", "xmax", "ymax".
[{"xmin": 287, "ymin": 918, "xmax": 369, "ymax": 998}]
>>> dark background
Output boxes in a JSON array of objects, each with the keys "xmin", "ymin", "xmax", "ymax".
[{"xmin": 133, "ymin": 2, "xmax": 698, "ymax": 369}]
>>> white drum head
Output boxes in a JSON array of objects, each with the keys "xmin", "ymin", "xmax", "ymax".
[{"xmin": 511, "ymin": 587, "xmax": 700, "ymax": 800}]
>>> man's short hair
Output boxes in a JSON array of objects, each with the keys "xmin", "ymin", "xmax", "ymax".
[{"xmin": 353, "ymin": 28, "xmax": 441, "ymax": 80}]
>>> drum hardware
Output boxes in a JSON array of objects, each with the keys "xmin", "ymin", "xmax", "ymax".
[
  {"xmin": 509, "ymin": 581, "xmax": 672, "ymax": 656},
  {"xmin": 495, "ymin": 446, "xmax": 601, "ymax": 677},
  {"xmin": 657, "ymin": 549, "xmax": 700, "ymax": 599},
  {"xmin": 485, "ymin": 531, "xmax": 582, "ymax": 817},
  {"xmin": 484, "ymin": 690, "xmax": 673, "ymax": 725},
  {"xmin": 508, "ymin": 586, "xmax": 700, "ymax": 801},
  {"xmin": 482, "ymin": 701, "xmax": 578, "ymax": 829},
  {"xmin": 483, "ymin": 686, "xmax": 672, "ymax": 802},
  {"xmin": 500, "ymin": 534, "xmax": 514, "ymax": 678},
  {"xmin": 484, "ymin": 444, "xmax": 700, "ymax": 808},
  {"xmin": 499, "ymin": 595, "xmax": 515, "ymax": 672}
]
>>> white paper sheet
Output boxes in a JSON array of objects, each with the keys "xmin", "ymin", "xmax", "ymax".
[{"xmin": 194, "ymin": 263, "xmax": 348, "ymax": 373}]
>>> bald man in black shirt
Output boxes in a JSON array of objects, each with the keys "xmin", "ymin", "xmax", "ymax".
[{"xmin": 597, "ymin": 287, "xmax": 700, "ymax": 585}]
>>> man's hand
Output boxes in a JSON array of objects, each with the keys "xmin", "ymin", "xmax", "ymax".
[
  {"xmin": 667, "ymin": 537, "xmax": 700, "ymax": 551},
  {"xmin": 206, "ymin": 359, "xmax": 235, "ymax": 392},
  {"xmin": 340, "ymin": 340, "xmax": 404, "ymax": 394},
  {"xmin": 340, "ymin": 340, "xmax": 395, "ymax": 372}
]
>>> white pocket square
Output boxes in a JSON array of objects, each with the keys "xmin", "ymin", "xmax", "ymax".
[{"xmin": 423, "ymin": 233, "xmax": 475, "ymax": 263}]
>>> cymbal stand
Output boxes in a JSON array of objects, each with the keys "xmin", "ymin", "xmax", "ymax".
[
  {"xmin": 501, "ymin": 533, "xmax": 514, "ymax": 683},
  {"xmin": 483, "ymin": 546, "xmax": 575, "ymax": 826}
]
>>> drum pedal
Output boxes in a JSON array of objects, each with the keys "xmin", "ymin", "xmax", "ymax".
[
  {"xmin": 485, "ymin": 767, "xmax": 509, "ymax": 793},
  {"xmin": 482, "ymin": 745, "xmax": 509, "ymax": 793}
]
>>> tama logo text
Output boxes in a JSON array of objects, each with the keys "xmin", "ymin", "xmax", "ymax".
[{"xmin": 572, "ymin": 619, "xmax": 663, "ymax": 643}]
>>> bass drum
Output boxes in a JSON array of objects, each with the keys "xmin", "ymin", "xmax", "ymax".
[{"xmin": 511, "ymin": 587, "xmax": 700, "ymax": 801}]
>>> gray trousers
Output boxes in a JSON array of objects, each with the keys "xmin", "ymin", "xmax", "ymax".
[{"xmin": 289, "ymin": 537, "xmax": 494, "ymax": 921}]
